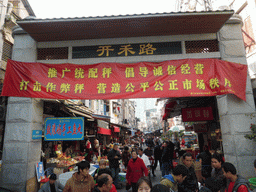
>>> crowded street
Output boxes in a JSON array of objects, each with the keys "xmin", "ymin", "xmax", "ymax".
[{"xmin": 1, "ymin": 0, "xmax": 256, "ymax": 192}]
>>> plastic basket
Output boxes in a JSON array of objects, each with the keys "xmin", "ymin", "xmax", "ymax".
[
  {"xmin": 249, "ymin": 178, "xmax": 256, "ymax": 189},
  {"xmin": 119, "ymin": 173, "xmax": 126, "ymax": 182}
]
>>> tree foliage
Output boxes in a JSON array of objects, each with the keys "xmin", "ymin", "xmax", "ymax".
[{"xmin": 244, "ymin": 124, "xmax": 256, "ymax": 142}]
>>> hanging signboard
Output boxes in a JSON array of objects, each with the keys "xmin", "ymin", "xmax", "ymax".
[
  {"xmin": 182, "ymin": 107, "xmax": 213, "ymax": 122},
  {"xmin": 1, "ymin": 59, "xmax": 247, "ymax": 101},
  {"xmin": 44, "ymin": 117, "xmax": 84, "ymax": 141}
]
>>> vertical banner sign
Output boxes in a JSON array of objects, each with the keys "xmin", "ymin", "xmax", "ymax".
[
  {"xmin": 44, "ymin": 117, "xmax": 84, "ymax": 141},
  {"xmin": 1, "ymin": 59, "xmax": 248, "ymax": 101}
]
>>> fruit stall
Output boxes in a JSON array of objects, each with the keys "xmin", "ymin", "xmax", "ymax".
[{"xmin": 46, "ymin": 151, "xmax": 85, "ymax": 172}]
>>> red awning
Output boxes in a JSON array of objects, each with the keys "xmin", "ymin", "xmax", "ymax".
[
  {"xmin": 97, "ymin": 127, "xmax": 111, "ymax": 135},
  {"xmin": 162, "ymin": 101, "xmax": 177, "ymax": 120},
  {"xmin": 114, "ymin": 126, "xmax": 120, "ymax": 133}
]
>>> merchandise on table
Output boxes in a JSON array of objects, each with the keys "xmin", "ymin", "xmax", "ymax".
[{"xmin": 46, "ymin": 155, "xmax": 85, "ymax": 168}]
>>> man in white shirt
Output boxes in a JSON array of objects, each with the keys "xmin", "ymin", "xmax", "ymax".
[{"xmin": 138, "ymin": 147, "xmax": 151, "ymax": 174}]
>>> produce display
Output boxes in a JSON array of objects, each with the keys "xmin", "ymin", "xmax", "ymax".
[
  {"xmin": 57, "ymin": 158, "xmax": 78, "ymax": 167},
  {"xmin": 57, "ymin": 155, "xmax": 85, "ymax": 168},
  {"xmin": 47, "ymin": 152, "xmax": 85, "ymax": 168}
]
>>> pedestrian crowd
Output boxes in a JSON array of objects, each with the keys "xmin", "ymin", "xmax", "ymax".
[{"xmin": 39, "ymin": 136, "xmax": 256, "ymax": 192}]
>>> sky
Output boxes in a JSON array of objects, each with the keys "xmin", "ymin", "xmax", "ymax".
[
  {"xmin": 28, "ymin": 0, "xmax": 177, "ymax": 19},
  {"xmin": 27, "ymin": 0, "xmax": 229, "ymax": 19},
  {"xmin": 131, "ymin": 98, "xmax": 157, "ymax": 121}
]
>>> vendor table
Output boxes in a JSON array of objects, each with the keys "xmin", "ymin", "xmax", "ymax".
[{"xmin": 59, "ymin": 164, "xmax": 99, "ymax": 186}]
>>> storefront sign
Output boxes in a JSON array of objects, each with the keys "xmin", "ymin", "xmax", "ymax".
[
  {"xmin": 97, "ymin": 119, "xmax": 109, "ymax": 129},
  {"xmin": 44, "ymin": 117, "xmax": 84, "ymax": 141},
  {"xmin": 72, "ymin": 42, "xmax": 182, "ymax": 58},
  {"xmin": 1, "ymin": 59, "xmax": 247, "ymax": 101},
  {"xmin": 182, "ymin": 107, "xmax": 213, "ymax": 122},
  {"xmin": 32, "ymin": 130, "xmax": 42, "ymax": 139}
]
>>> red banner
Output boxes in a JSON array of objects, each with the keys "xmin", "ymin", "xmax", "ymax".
[
  {"xmin": 182, "ymin": 107, "xmax": 214, "ymax": 122},
  {"xmin": 1, "ymin": 59, "xmax": 247, "ymax": 100}
]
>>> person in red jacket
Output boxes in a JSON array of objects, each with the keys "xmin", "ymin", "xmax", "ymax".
[{"xmin": 126, "ymin": 150, "xmax": 149, "ymax": 192}]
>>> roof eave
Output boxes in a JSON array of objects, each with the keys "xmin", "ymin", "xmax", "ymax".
[{"xmin": 17, "ymin": 10, "xmax": 234, "ymax": 24}]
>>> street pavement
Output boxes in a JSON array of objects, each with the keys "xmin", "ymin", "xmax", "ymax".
[{"xmin": 117, "ymin": 164, "xmax": 163, "ymax": 192}]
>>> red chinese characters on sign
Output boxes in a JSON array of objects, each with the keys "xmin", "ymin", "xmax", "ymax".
[
  {"xmin": 77, "ymin": 124, "xmax": 82, "ymax": 134},
  {"xmin": 56, "ymin": 124, "xmax": 62, "ymax": 135},
  {"xmin": 46, "ymin": 124, "xmax": 51, "ymax": 135},
  {"xmin": 72, "ymin": 124, "xmax": 77, "ymax": 135},
  {"xmin": 62, "ymin": 124, "xmax": 66, "ymax": 136},
  {"xmin": 52, "ymin": 124, "xmax": 56, "ymax": 135},
  {"xmin": 45, "ymin": 123, "xmax": 82, "ymax": 136},
  {"xmin": 67, "ymin": 126, "xmax": 72, "ymax": 134},
  {"xmin": 182, "ymin": 107, "xmax": 214, "ymax": 122}
]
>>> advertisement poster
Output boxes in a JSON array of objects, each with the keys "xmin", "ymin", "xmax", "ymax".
[{"xmin": 36, "ymin": 162, "xmax": 45, "ymax": 182}]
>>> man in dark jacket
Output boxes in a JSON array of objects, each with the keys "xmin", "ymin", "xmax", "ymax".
[
  {"xmin": 93, "ymin": 174, "xmax": 113, "ymax": 192},
  {"xmin": 146, "ymin": 137, "xmax": 154, "ymax": 148},
  {"xmin": 178, "ymin": 152, "xmax": 198, "ymax": 192},
  {"xmin": 153, "ymin": 141, "xmax": 163, "ymax": 177},
  {"xmin": 161, "ymin": 141, "xmax": 175, "ymax": 177},
  {"xmin": 39, "ymin": 173, "xmax": 64, "ymax": 192},
  {"xmin": 107, "ymin": 144, "xmax": 121, "ymax": 187},
  {"xmin": 144, "ymin": 146, "xmax": 153, "ymax": 157},
  {"xmin": 197, "ymin": 145, "xmax": 212, "ymax": 176}
]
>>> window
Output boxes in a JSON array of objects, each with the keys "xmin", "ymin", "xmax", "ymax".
[
  {"xmin": 37, "ymin": 47, "xmax": 68, "ymax": 60},
  {"xmin": 2, "ymin": 40, "xmax": 13, "ymax": 62},
  {"xmin": 185, "ymin": 40, "xmax": 219, "ymax": 53}
]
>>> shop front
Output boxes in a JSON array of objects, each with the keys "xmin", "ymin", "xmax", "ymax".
[
  {"xmin": 163, "ymin": 95, "xmax": 222, "ymax": 153},
  {"xmin": 1, "ymin": 10, "xmax": 256, "ymax": 192},
  {"xmin": 182, "ymin": 104, "xmax": 221, "ymax": 154}
]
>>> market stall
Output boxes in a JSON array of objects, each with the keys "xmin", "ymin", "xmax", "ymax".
[
  {"xmin": 181, "ymin": 132, "xmax": 200, "ymax": 158},
  {"xmin": 43, "ymin": 117, "xmax": 87, "ymax": 174}
]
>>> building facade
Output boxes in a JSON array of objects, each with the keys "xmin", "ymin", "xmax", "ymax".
[
  {"xmin": 1, "ymin": 10, "xmax": 256, "ymax": 191},
  {"xmin": 0, "ymin": 0, "xmax": 34, "ymax": 169}
]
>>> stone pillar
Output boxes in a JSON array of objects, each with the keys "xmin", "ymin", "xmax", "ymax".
[
  {"xmin": 217, "ymin": 14, "xmax": 256, "ymax": 178},
  {"xmin": 0, "ymin": 26, "xmax": 43, "ymax": 191}
]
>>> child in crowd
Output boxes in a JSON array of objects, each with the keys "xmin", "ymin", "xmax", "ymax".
[
  {"xmin": 93, "ymin": 159, "xmax": 107, "ymax": 181},
  {"xmin": 137, "ymin": 177, "xmax": 152, "ymax": 192}
]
